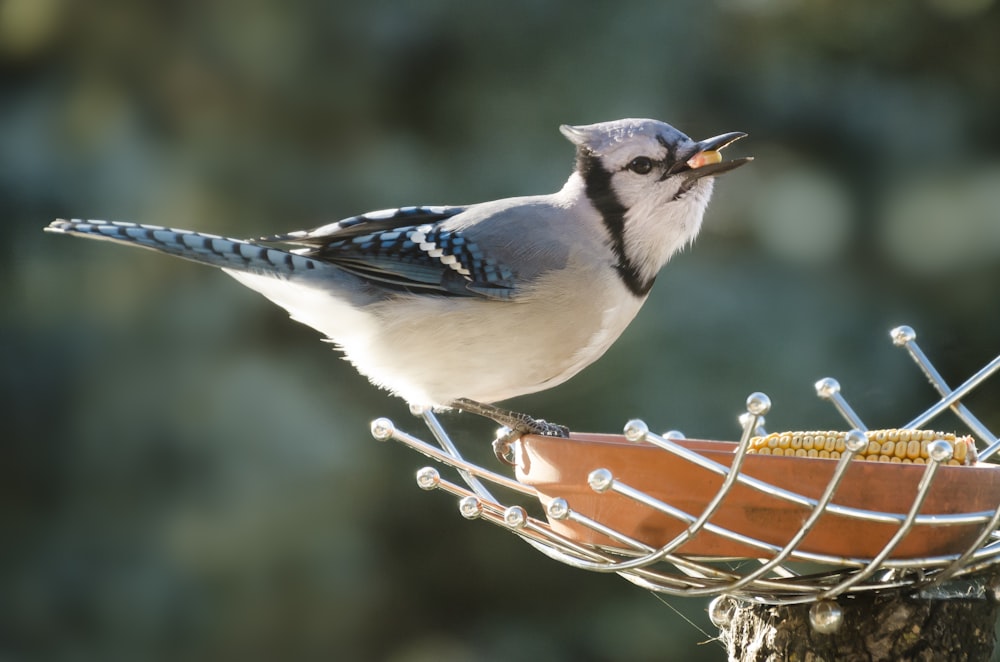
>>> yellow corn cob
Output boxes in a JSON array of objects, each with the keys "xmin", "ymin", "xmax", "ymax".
[{"xmin": 746, "ymin": 429, "xmax": 977, "ymax": 466}]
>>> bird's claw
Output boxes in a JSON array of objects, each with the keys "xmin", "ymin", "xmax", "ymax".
[{"xmin": 517, "ymin": 418, "xmax": 569, "ymax": 438}]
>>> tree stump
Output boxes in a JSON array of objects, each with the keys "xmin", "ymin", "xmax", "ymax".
[{"xmin": 717, "ymin": 572, "xmax": 1000, "ymax": 661}]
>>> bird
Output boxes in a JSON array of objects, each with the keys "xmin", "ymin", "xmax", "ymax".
[{"xmin": 45, "ymin": 118, "xmax": 750, "ymax": 436}]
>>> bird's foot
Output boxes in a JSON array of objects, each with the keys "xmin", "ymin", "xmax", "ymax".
[
  {"xmin": 450, "ymin": 398, "xmax": 570, "ymax": 438},
  {"xmin": 518, "ymin": 417, "xmax": 570, "ymax": 437}
]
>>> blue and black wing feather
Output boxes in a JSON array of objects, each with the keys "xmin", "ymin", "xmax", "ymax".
[
  {"xmin": 259, "ymin": 206, "xmax": 517, "ymax": 299},
  {"xmin": 265, "ymin": 206, "xmax": 463, "ymax": 243}
]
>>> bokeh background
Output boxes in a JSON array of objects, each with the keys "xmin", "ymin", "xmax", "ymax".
[{"xmin": 4, "ymin": 1, "xmax": 1000, "ymax": 660}]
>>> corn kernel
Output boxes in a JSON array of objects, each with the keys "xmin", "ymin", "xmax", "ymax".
[
  {"xmin": 687, "ymin": 150, "xmax": 722, "ymax": 168},
  {"xmin": 894, "ymin": 440, "xmax": 907, "ymax": 459},
  {"xmin": 954, "ymin": 440, "xmax": 967, "ymax": 463}
]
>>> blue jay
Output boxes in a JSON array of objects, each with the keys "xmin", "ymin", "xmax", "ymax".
[{"xmin": 46, "ymin": 118, "xmax": 749, "ymax": 436}]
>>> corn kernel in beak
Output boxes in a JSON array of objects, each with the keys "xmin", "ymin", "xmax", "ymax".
[{"xmin": 687, "ymin": 150, "xmax": 722, "ymax": 169}]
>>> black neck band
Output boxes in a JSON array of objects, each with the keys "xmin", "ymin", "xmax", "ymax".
[{"xmin": 576, "ymin": 150, "xmax": 654, "ymax": 297}]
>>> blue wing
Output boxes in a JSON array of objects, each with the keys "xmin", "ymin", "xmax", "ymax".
[{"xmin": 259, "ymin": 206, "xmax": 518, "ymax": 299}]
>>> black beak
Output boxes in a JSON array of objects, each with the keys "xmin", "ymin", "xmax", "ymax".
[
  {"xmin": 696, "ymin": 131, "xmax": 748, "ymax": 153},
  {"xmin": 672, "ymin": 131, "xmax": 752, "ymax": 179}
]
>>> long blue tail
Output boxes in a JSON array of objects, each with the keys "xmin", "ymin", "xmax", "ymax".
[{"xmin": 45, "ymin": 219, "xmax": 329, "ymax": 276}]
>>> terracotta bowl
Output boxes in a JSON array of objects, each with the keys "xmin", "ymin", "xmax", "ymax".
[{"xmin": 515, "ymin": 433, "xmax": 1000, "ymax": 560}]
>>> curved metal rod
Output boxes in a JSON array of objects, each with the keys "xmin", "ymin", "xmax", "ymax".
[
  {"xmin": 417, "ymin": 407, "xmax": 502, "ymax": 502},
  {"xmin": 404, "ymin": 410, "xmax": 642, "ymax": 575},
  {"xmin": 385, "ymin": 418, "xmax": 536, "ymax": 497},
  {"xmin": 607, "ymin": 478, "xmax": 785, "ymax": 556},
  {"xmin": 528, "ymin": 409, "xmax": 767, "ymax": 579},
  {"xmin": 425, "ymin": 472, "xmax": 730, "ymax": 592},
  {"xmin": 819, "ymin": 457, "xmax": 944, "ymax": 599},
  {"xmin": 718, "ymin": 434, "xmax": 866, "ymax": 593},
  {"xmin": 892, "ymin": 330, "xmax": 998, "ymax": 455},
  {"xmin": 548, "ymin": 507, "xmax": 747, "ymax": 582},
  {"xmin": 904, "ymin": 355, "xmax": 1000, "ymax": 432},
  {"xmin": 638, "ymin": 429, "xmax": 984, "ymax": 526},
  {"xmin": 925, "ymin": 502, "xmax": 1000, "ymax": 588},
  {"xmin": 652, "ymin": 408, "xmax": 763, "ymax": 556},
  {"xmin": 422, "ymin": 463, "xmax": 841, "ymax": 597}
]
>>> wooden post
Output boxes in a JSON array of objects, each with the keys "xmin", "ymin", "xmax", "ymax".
[{"xmin": 716, "ymin": 570, "xmax": 1000, "ymax": 661}]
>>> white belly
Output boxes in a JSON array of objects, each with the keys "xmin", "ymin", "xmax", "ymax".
[{"xmin": 225, "ymin": 266, "xmax": 645, "ymax": 406}]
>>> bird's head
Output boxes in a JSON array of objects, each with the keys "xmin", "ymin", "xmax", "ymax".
[{"xmin": 561, "ymin": 118, "xmax": 750, "ymax": 296}]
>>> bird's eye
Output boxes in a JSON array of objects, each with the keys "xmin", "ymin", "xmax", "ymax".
[{"xmin": 627, "ymin": 157, "xmax": 654, "ymax": 175}]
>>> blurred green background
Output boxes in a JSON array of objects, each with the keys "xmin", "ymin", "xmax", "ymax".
[{"xmin": 4, "ymin": 0, "xmax": 1000, "ymax": 660}]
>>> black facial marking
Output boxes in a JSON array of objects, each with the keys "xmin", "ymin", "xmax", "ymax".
[
  {"xmin": 656, "ymin": 134, "xmax": 691, "ymax": 179},
  {"xmin": 576, "ymin": 149, "xmax": 655, "ymax": 297}
]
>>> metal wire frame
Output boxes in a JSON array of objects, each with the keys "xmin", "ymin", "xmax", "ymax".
[{"xmin": 371, "ymin": 326, "xmax": 1000, "ymax": 605}]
